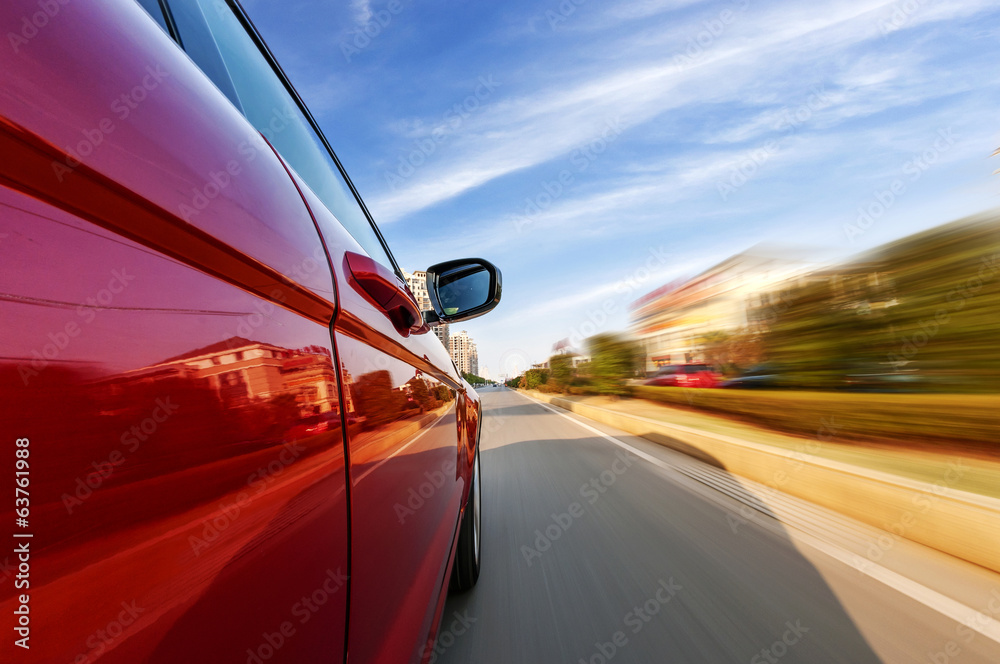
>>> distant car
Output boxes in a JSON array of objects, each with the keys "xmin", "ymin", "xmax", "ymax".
[
  {"xmin": 719, "ymin": 363, "xmax": 789, "ymax": 389},
  {"xmin": 644, "ymin": 364, "xmax": 722, "ymax": 388}
]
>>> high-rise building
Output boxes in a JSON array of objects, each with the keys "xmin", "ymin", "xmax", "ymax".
[
  {"xmin": 449, "ymin": 330, "xmax": 478, "ymax": 376},
  {"xmin": 403, "ymin": 270, "xmax": 432, "ymax": 311},
  {"xmin": 404, "ymin": 269, "xmax": 449, "ymax": 349}
]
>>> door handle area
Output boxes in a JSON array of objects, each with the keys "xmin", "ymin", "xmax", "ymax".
[{"xmin": 344, "ymin": 251, "xmax": 428, "ymax": 336}]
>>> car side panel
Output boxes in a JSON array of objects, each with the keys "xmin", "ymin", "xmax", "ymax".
[
  {"xmin": 0, "ymin": 0, "xmax": 335, "ymax": 304},
  {"xmin": 287, "ymin": 174, "xmax": 472, "ymax": 664},
  {"xmin": 0, "ymin": 1, "xmax": 349, "ymax": 661},
  {"xmin": 0, "ymin": 187, "xmax": 349, "ymax": 663}
]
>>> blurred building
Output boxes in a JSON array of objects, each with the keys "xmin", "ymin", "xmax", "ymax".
[
  {"xmin": 629, "ymin": 249, "xmax": 808, "ymax": 372},
  {"xmin": 551, "ymin": 338, "xmax": 590, "ymax": 368},
  {"xmin": 449, "ymin": 330, "xmax": 478, "ymax": 376},
  {"xmin": 405, "ymin": 269, "xmax": 450, "ymax": 349}
]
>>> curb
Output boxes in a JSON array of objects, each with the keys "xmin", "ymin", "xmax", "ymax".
[{"xmin": 524, "ymin": 391, "xmax": 1000, "ymax": 575}]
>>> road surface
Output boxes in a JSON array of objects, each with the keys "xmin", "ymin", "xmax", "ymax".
[{"xmin": 434, "ymin": 388, "xmax": 1000, "ymax": 664}]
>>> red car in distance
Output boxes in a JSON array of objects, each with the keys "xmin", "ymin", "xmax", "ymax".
[
  {"xmin": 644, "ymin": 364, "xmax": 723, "ymax": 388},
  {"xmin": 0, "ymin": 0, "xmax": 500, "ymax": 662}
]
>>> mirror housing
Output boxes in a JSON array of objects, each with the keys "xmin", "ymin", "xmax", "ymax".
[{"xmin": 425, "ymin": 258, "xmax": 502, "ymax": 324}]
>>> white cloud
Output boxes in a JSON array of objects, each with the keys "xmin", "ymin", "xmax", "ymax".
[
  {"xmin": 350, "ymin": 0, "xmax": 372, "ymax": 24},
  {"xmin": 372, "ymin": 0, "xmax": 952, "ymax": 223}
]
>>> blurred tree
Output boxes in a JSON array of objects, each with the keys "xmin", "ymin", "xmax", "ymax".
[
  {"xmin": 727, "ymin": 328, "xmax": 765, "ymax": 371},
  {"xmin": 586, "ymin": 333, "xmax": 643, "ymax": 396},
  {"xmin": 762, "ymin": 216, "xmax": 1000, "ymax": 391},
  {"xmin": 519, "ymin": 368, "xmax": 549, "ymax": 390},
  {"xmin": 462, "ymin": 372, "xmax": 486, "ymax": 385},
  {"xmin": 549, "ymin": 354, "xmax": 574, "ymax": 391},
  {"xmin": 406, "ymin": 377, "xmax": 433, "ymax": 411},
  {"xmin": 698, "ymin": 331, "xmax": 731, "ymax": 370},
  {"xmin": 353, "ymin": 370, "xmax": 398, "ymax": 426}
]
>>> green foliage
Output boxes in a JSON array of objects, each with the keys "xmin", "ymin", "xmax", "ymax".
[
  {"xmin": 697, "ymin": 329, "xmax": 765, "ymax": 376},
  {"xmin": 407, "ymin": 376, "xmax": 435, "ymax": 410},
  {"xmin": 462, "ymin": 371, "xmax": 486, "ymax": 385},
  {"xmin": 548, "ymin": 354, "xmax": 574, "ymax": 390},
  {"xmin": 352, "ymin": 370, "xmax": 397, "ymax": 427},
  {"xmin": 519, "ymin": 368, "xmax": 549, "ymax": 390},
  {"xmin": 633, "ymin": 385, "xmax": 999, "ymax": 446},
  {"xmin": 586, "ymin": 333, "xmax": 643, "ymax": 396},
  {"xmin": 763, "ymin": 215, "xmax": 1000, "ymax": 391},
  {"xmin": 435, "ymin": 384, "xmax": 454, "ymax": 402}
]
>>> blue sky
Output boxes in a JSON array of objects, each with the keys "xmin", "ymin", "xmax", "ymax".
[{"xmin": 242, "ymin": 0, "xmax": 1000, "ymax": 380}]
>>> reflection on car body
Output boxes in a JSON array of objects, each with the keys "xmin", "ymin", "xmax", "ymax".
[{"xmin": 0, "ymin": 0, "xmax": 500, "ymax": 661}]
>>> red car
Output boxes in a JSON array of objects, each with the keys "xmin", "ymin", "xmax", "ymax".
[
  {"xmin": 0, "ymin": 1, "xmax": 500, "ymax": 662},
  {"xmin": 644, "ymin": 364, "xmax": 722, "ymax": 388}
]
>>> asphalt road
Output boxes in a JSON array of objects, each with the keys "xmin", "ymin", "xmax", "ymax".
[{"xmin": 434, "ymin": 387, "xmax": 1000, "ymax": 664}]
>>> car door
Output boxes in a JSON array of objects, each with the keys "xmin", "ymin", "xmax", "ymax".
[
  {"xmin": 297, "ymin": 177, "xmax": 471, "ymax": 664},
  {"xmin": 162, "ymin": 1, "xmax": 475, "ymax": 661},
  {"xmin": 0, "ymin": 0, "xmax": 350, "ymax": 662}
]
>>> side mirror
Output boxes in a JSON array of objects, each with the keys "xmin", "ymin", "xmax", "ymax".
[{"xmin": 425, "ymin": 258, "xmax": 502, "ymax": 324}]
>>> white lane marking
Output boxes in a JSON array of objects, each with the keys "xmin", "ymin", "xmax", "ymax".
[{"xmin": 516, "ymin": 392, "xmax": 1000, "ymax": 646}]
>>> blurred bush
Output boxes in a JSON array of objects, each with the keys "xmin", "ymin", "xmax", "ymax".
[
  {"xmin": 584, "ymin": 333, "xmax": 644, "ymax": 396},
  {"xmin": 763, "ymin": 215, "xmax": 1000, "ymax": 392},
  {"xmin": 632, "ymin": 385, "xmax": 999, "ymax": 446}
]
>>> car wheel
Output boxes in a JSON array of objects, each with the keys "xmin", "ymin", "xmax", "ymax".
[{"xmin": 449, "ymin": 447, "xmax": 481, "ymax": 592}]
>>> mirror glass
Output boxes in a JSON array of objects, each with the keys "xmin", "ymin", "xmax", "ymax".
[{"xmin": 437, "ymin": 264, "xmax": 491, "ymax": 316}]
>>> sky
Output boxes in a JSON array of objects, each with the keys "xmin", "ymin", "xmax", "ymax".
[{"xmin": 241, "ymin": 0, "xmax": 1000, "ymax": 380}]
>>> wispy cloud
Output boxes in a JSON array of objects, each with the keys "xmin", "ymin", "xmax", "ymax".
[
  {"xmin": 369, "ymin": 0, "xmax": 995, "ymax": 225},
  {"xmin": 350, "ymin": 0, "xmax": 372, "ymax": 25}
]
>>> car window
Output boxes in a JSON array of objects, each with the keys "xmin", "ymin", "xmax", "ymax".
[
  {"xmin": 136, "ymin": 0, "xmax": 171, "ymax": 34},
  {"xmin": 179, "ymin": 0, "xmax": 396, "ymax": 271}
]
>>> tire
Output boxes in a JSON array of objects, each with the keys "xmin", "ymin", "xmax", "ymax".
[{"xmin": 449, "ymin": 447, "xmax": 481, "ymax": 593}]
